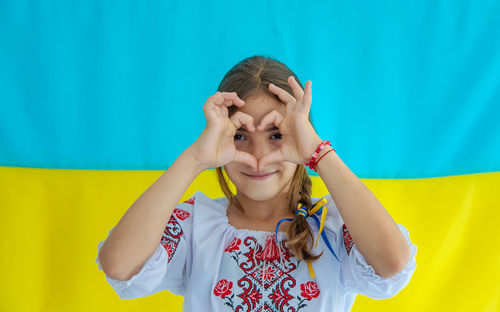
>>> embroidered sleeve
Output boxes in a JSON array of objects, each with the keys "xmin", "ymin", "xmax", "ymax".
[
  {"xmin": 339, "ymin": 223, "xmax": 418, "ymax": 299},
  {"xmin": 96, "ymin": 193, "xmax": 196, "ymax": 299}
]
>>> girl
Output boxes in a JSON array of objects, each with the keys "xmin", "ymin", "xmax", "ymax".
[{"xmin": 96, "ymin": 55, "xmax": 417, "ymax": 312}]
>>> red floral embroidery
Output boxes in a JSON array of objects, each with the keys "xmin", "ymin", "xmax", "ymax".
[
  {"xmin": 216, "ymin": 235, "xmax": 321, "ymax": 311},
  {"xmin": 258, "ymin": 265, "xmax": 277, "ymax": 284},
  {"xmin": 153, "ymin": 199, "xmax": 193, "ymax": 277},
  {"xmin": 160, "ymin": 201, "xmax": 192, "ymax": 261},
  {"xmin": 300, "ymin": 281, "xmax": 320, "ymax": 300},
  {"xmin": 268, "ymin": 283, "xmax": 294, "ymax": 310},
  {"xmin": 164, "ymin": 240, "xmax": 174, "ymax": 258},
  {"xmin": 183, "ymin": 195, "xmax": 196, "ymax": 205},
  {"xmin": 225, "ymin": 237, "xmax": 242, "ymax": 252},
  {"xmin": 343, "ymin": 224, "xmax": 354, "ymax": 255},
  {"xmin": 214, "ymin": 279, "xmax": 233, "ymax": 299},
  {"xmin": 174, "ymin": 208, "xmax": 191, "ymax": 221}
]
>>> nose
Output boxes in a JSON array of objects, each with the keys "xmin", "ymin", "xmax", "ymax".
[{"xmin": 248, "ymin": 139, "xmax": 275, "ymax": 162}]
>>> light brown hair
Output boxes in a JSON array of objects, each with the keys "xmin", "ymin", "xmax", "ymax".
[{"xmin": 215, "ymin": 55, "xmax": 324, "ymax": 262}]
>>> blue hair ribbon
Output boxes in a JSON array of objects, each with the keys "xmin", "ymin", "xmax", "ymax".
[{"xmin": 274, "ymin": 198, "xmax": 341, "ymax": 279}]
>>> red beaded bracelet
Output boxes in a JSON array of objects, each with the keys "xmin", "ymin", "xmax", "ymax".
[
  {"xmin": 310, "ymin": 149, "xmax": 335, "ymax": 171},
  {"xmin": 304, "ymin": 140, "xmax": 336, "ymax": 171}
]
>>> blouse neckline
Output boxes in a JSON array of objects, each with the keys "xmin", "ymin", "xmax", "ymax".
[{"xmin": 213, "ymin": 196, "xmax": 290, "ymax": 238}]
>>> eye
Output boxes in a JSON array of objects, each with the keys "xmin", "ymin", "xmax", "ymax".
[
  {"xmin": 234, "ymin": 134, "xmax": 245, "ymax": 141},
  {"xmin": 271, "ymin": 133, "xmax": 283, "ymax": 140}
]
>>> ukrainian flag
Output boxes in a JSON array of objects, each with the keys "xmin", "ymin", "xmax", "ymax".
[{"xmin": 1, "ymin": 1, "xmax": 499, "ymax": 311}]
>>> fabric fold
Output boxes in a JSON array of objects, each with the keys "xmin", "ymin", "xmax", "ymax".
[
  {"xmin": 95, "ymin": 190, "xmax": 418, "ymax": 310},
  {"xmin": 96, "ymin": 192, "xmax": 197, "ymax": 298},
  {"xmin": 342, "ymin": 224, "xmax": 418, "ymax": 299},
  {"xmin": 95, "ymin": 233, "xmax": 169, "ymax": 299}
]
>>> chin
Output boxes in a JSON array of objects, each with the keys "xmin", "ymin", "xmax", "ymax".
[
  {"xmin": 236, "ymin": 186, "xmax": 277, "ymax": 202},
  {"xmin": 239, "ymin": 183, "xmax": 289, "ymax": 202}
]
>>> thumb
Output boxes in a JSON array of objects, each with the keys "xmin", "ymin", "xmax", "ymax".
[{"xmin": 233, "ymin": 151, "xmax": 258, "ymax": 172}]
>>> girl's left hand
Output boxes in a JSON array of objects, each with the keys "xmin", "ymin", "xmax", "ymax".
[{"xmin": 257, "ymin": 76, "xmax": 323, "ymax": 172}]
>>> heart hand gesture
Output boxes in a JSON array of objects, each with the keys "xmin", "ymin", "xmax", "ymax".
[
  {"xmin": 256, "ymin": 76, "xmax": 322, "ymax": 172},
  {"xmin": 192, "ymin": 91, "xmax": 259, "ymax": 171}
]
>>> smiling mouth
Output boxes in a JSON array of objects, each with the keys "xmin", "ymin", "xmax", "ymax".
[{"xmin": 243, "ymin": 171, "xmax": 277, "ymax": 179}]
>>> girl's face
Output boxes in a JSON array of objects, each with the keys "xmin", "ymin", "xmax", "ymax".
[{"xmin": 223, "ymin": 92, "xmax": 298, "ymax": 202}]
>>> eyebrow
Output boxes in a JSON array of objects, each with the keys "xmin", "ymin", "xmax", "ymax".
[{"xmin": 237, "ymin": 126, "xmax": 279, "ymax": 132}]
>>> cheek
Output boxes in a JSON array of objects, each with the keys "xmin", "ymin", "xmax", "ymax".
[
  {"xmin": 223, "ymin": 164, "xmax": 240, "ymax": 181},
  {"xmin": 285, "ymin": 164, "xmax": 299, "ymax": 178},
  {"xmin": 234, "ymin": 141, "xmax": 244, "ymax": 149}
]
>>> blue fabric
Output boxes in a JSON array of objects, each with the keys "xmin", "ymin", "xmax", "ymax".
[
  {"xmin": 275, "ymin": 201, "xmax": 340, "ymax": 263},
  {"xmin": 1, "ymin": 1, "xmax": 499, "ymax": 178}
]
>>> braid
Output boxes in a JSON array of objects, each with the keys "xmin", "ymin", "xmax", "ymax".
[
  {"xmin": 285, "ymin": 165, "xmax": 324, "ymax": 262},
  {"xmin": 216, "ymin": 165, "xmax": 324, "ymax": 262},
  {"xmin": 213, "ymin": 54, "xmax": 323, "ymax": 263}
]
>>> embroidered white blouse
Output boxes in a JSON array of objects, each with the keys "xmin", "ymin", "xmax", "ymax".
[{"xmin": 96, "ymin": 190, "xmax": 417, "ymax": 312}]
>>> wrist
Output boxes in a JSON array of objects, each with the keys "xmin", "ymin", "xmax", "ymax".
[
  {"xmin": 304, "ymin": 139, "xmax": 336, "ymax": 172},
  {"xmin": 184, "ymin": 144, "xmax": 208, "ymax": 175},
  {"xmin": 314, "ymin": 146, "xmax": 337, "ymax": 174},
  {"xmin": 316, "ymin": 144, "xmax": 333, "ymax": 158},
  {"xmin": 303, "ymin": 136, "xmax": 323, "ymax": 162}
]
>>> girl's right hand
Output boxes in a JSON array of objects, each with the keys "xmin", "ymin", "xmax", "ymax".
[{"xmin": 192, "ymin": 91, "xmax": 258, "ymax": 171}]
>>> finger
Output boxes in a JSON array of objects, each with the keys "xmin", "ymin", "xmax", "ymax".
[
  {"xmin": 287, "ymin": 76, "xmax": 304, "ymax": 102},
  {"xmin": 234, "ymin": 151, "xmax": 258, "ymax": 171},
  {"xmin": 300, "ymin": 80, "xmax": 312, "ymax": 114},
  {"xmin": 203, "ymin": 92, "xmax": 245, "ymax": 119},
  {"xmin": 211, "ymin": 92, "xmax": 245, "ymax": 108},
  {"xmin": 267, "ymin": 83, "xmax": 295, "ymax": 105},
  {"xmin": 258, "ymin": 149, "xmax": 284, "ymax": 172},
  {"xmin": 256, "ymin": 110, "xmax": 284, "ymax": 131},
  {"xmin": 230, "ymin": 111, "xmax": 256, "ymax": 132}
]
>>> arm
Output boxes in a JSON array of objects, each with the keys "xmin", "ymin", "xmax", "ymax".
[
  {"xmin": 97, "ymin": 90, "xmax": 252, "ymax": 281},
  {"xmin": 313, "ymin": 139, "xmax": 411, "ymax": 278},
  {"xmin": 260, "ymin": 77, "xmax": 411, "ymax": 279},
  {"xmin": 97, "ymin": 145, "xmax": 205, "ymax": 281}
]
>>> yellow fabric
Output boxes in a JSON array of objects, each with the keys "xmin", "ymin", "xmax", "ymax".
[
  {"xmin": 311, "ymin": 198, "xmax": 328, "ymax": 248},
  {"xmin": 296, "ymin": 205, "xmax": 308, "ymax": 217},
  {"xmin": 1, "ymin": 166, "xmax": 499, "ymax": 312},
  {"xmin": 297, "ymin": 198, "xmax": 328, "ymax": 249},
  {"xmin": 307, "ymin": 261, "xmax": 315, "ymax": 279},
  {"xmin": 297, "ymin": 197, "xmax": 329, "ymax": 279}
]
